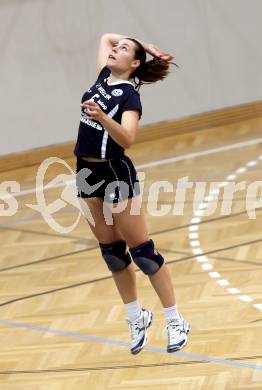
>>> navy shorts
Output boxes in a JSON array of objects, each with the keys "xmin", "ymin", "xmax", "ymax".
[{"xmin": 76, "ymin": 155, "xmax": 140, "ymax": 203}]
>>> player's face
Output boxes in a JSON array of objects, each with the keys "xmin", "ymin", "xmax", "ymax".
[{"xmin": 107, "ymin": 39, "xmax": 140, "ymax": 76}]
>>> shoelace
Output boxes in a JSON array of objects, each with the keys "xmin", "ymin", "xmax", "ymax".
[{"xmin": 166, "ymin": 320, "xmax": 183, "ymax": 337}]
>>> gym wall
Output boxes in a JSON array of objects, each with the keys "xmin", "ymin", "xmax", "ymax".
[{"xmin": 0, "ymin": 0, "xmax": 261, "ymax": 155}]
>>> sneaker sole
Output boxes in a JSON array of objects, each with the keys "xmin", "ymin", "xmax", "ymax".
[
  {"xmin": 167, "ymin": 322, "xmax": 190, "ymax": 353},
  {"xmin": 131, "ymin": 311, "xmax": 153, "ymax": 355}
]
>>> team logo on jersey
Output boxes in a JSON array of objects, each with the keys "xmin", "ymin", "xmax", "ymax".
[
  {"xmin": 112, "ymin": 88, "xmax": 123, "ymax": 97},
  {"xmin": 109, "ymin": 192, "xmax": 116, "ymax": 200}
]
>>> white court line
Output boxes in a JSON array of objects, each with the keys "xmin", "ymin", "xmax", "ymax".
[
  {"xmin": 2, "ymin": 137, "xmax": 262, "ymax": 200},
  {"xmin": 188, "ymin": 156, "xmax": 262, "ymax": 311},
  {"xmin": 0, "ymin": 319, "xmax": 262, "ymax": 372},
  {"xmin": 1, "ymin": 319, "xmax": 262, "ymax": 371},
  {"xmin": 2, "ymin": 135, "xmax": 262, "ymax": 310},
  {"xmin": 137, "ymin": 137, "xmax": 262, "ymax": 169},
  {"xmin": 1, "ymin": 183, "xmax": 67, "ymax": 200}
]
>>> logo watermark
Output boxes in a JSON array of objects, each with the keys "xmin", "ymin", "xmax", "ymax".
[{"xmin": 0, "ymin": 157, "xmax": 261, "ymax": 233}]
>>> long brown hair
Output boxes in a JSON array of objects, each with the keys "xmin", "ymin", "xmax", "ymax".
[{"xmin": 126, "ymin": 38, "xmax": 178, "ymax": 91}]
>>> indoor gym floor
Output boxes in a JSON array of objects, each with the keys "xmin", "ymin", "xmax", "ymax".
[{"xmin": 0, "ymin": 117, "xmax": 261, "ymax": 389}]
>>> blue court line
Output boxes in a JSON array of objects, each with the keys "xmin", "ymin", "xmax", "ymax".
[{"xmin": 0, "ymin": 319, "xmax": 261, "ymax": 371}]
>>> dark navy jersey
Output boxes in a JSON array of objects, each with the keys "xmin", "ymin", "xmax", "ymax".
[{"xmin": 74, "ymin": 66, "xmax": 142, "ymax": 159}]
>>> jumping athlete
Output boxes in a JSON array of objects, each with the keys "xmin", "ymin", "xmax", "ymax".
[{"xmin": 74, "ymin": 33, "xmax": 190, "ymax": 354}]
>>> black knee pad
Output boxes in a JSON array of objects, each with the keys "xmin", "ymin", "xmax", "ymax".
[
  {"xmin": 129, "ymin": 239, "xmax": 164, "ymax": 275},
  {"xmin": 99, "ymin": 240, "xmax": 132, "ymax": 272}
]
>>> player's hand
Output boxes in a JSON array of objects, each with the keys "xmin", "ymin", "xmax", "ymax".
[
  {"xmin": 147, "ymin": 43, "xmax": 174, "ymax": 62},
  {"xmin": 81, "ymin": 100, "xmax": 105, "ymax": 122}
]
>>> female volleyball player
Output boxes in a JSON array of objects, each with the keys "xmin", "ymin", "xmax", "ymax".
[{"xmin": 74, "ymin": 33, "xmax": 190, "ymax": 354}]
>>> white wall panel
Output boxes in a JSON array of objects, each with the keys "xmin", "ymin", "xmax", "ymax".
[{"xmin": 0, "ymin": 0, "xmax": 261, "ymax": 155}]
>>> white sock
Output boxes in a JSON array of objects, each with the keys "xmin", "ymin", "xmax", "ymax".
[
  {"xmin": 163, "ymin": 304, "xmax": 181, "ymax": 321},
  {"xmin": 124, "ymin": 300, "xmax": 142, "ymax": 322}
]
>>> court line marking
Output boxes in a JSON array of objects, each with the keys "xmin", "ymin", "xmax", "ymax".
[
  {"xmin": 1, "ymin": 137, "xmax": 262, "ymax": 370},
  {"xmin": 0, "ymin": 319, "xmax": 261, "ymax": 371},
  {"xmin": 2, "ymin": 137, "xmax": 262, "ymax": 199},
  {"xmin": 137, "ymin": 138, "xmax": 262, "ymax": 169},
  {"xmin": 0, "ymin": 237, "xmax": 261, "ymax": 308},
  {"xmin": 1, "ymin": 355, "xmax": 262, "ymax": 375},
  {"xmin": 188, "ymin": 155, "xmax": 262, "ymax": 311}
]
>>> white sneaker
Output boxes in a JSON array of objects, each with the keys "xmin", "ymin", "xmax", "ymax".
[
  {"xmin": 166, "ymin": 317, "xmax": 190, "ymax": 353},
  {"xmin": 127, "ymin": 309, "xmax": 153, "ymax": 354}
]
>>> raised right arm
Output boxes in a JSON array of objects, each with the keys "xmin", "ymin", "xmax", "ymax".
[
  {"xmin": 96, "ymin": 33, "xmax": 174, "ymax": 74},
  {"xmin": 96, "ymin": 33, "xmax": 125, "ymax": 73}
]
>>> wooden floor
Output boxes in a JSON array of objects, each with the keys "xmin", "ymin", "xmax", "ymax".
[{"xmin": 0, "ymin": 117, "xmax": 262, "ymax": 389}]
